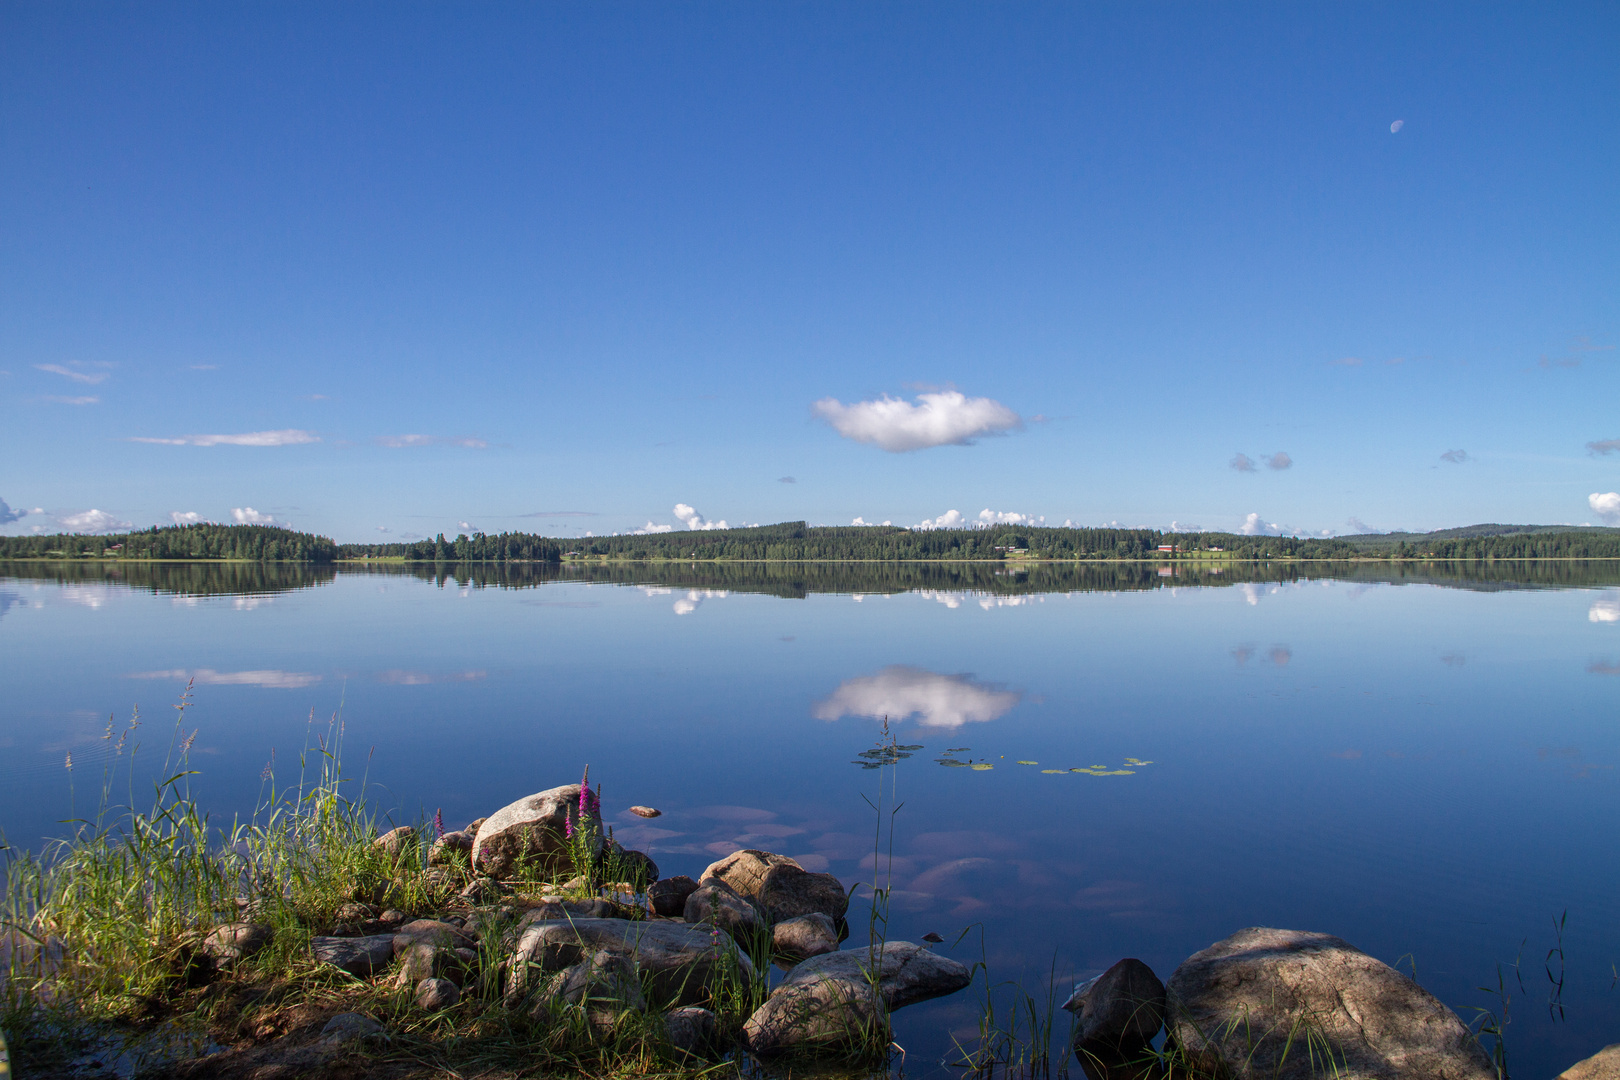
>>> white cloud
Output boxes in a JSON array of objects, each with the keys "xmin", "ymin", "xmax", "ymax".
[
  {"xmin": 1345, "ymin": 517, "xmax": 1378, "ymax": 534},
  {"xmin": 812, "ymin": 390, "xmax": 1023, "ymax": 452},
  {"xmin": 232, "ymin": 507, "xmax": 276, "ymax": 525},
  {"xmin": 915, "ymin": 509, "xmax": 966, "ymax": 530},
  {"xmin": 130, "ymin": 429, "xmax": 320, "ymax": 447},
  {"xmin": 1263, "ymin": 452, "xmax": 1293, "ymax": 471},
  {"xmin": 1589, "ymin": 493, "xmax": 1620, "ymax": 525},
  {"xmin": 0, "ymin": 499, "xmax": 31, "ymax": 525},
  {"xmin": 35, "ymin": 363, "xmax": 108, "ymax": 385},
  {"xmin": 812, "ymin": 666, "xmax": 1022, "ymax": 728},
  {"xmin": 850, "ymin": 517, "xmax": 893, "ymax": 527},
  {"xmin": 170, "ymin": 511, "xmax": 205, "ymax": 525},
  {"xmin": 43, "ymin": 396, "xmax": 99, "ymax": 405},
  {"xmin": 1239, "ymin": 512, "xmax": 1282, "ymax": 536},
  {"xmin": 978, "ymin": 509, "xmax": 1042, "ymax": 527},
  {"xmin": 673, "ymin": 589, "xmax": 728, "ymax": 615},
  {"xmin": 128, "ymin": 668, "xmax": 321, "ymax": 689},
  {"xmin": 1230, "ymin": 453, "xmax": 1257, "ymax": 472},
  {"xmin": 457, "ymin": 521, "xmax": 477, "ymax": 533},
  {"xmin": 1169, "ymin": 520, "xmax": 1199, "ymax": 532},
  {"xmin": 632, "ymin": 521, "xmax": 675, "ymax": 534},
  {"xmin": 1590, "ymin": 596, "xmax": 1620, "ymax": 623},
  {"xmin": 375, "ymin": 435, "xmax": 488, "ymax": 449},
  {"xmin": 674, "ymin": 504, "xmax": 729, "ymax": 530},
  {"xmin": 57, "ymin": 509, "xmax": 131, "ymax": 532}
]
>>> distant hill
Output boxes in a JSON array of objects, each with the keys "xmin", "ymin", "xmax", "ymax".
[{"xmin": 4, "ymin": 520, "xmax": 1620, "ymax": 562}]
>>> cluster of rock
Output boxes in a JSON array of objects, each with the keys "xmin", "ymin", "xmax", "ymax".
[
  {"xmin": 1065, "ymin": 926, "xmax": 1606, "ymax": 1080},
  {"xmin": 192, "ymin": 782, "xmax": 972, "ymax": 1063}
]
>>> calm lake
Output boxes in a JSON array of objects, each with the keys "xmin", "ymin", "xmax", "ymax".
[{"xmin": 3, "ymin": 559, "xmax": 1619, "ymax": 1075}]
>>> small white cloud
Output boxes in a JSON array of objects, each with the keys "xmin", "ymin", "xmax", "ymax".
[
  {"xmin": 43, "ymin": 396, "xmax": 99, "ymax": 405},
  {"xmin": 35, "ymin": 363, "xmax": 109, "ymax": 385},
  {"xmin": 57, "ymin": 509, "xmax": 131, "ymax": 533},
  {"xmin": 1440, "ymin": 449, "xmax": 1469, "ymax": 464},
  {"xmin": 632, "ymin": 521, "xmax": 675, "ymax": 534},
  {"xmin": 1590, "ymin": 493, "xmax": 1620, "ymax": 525},
  {"xmin": 1230, "ymin": 453, "xmax": 1257, "ymax": 473},
  {"xmin": 1345, "ymin": 517, "xmax": 1378, "ymax": 534},
  {"xmin": 915, "ymin": 509, "xmax": 966, "ymax": 530},
  {"xmin": 674, "ymin": 504, "xmax": 729, "ymax": 530},
  {"xmin": 232, "ymin": 507, "xmax": 276, "ymax": 525},
  {"xmin": 0, "ymin": 499, "xmax": 31, "ymax": 525},
  {"xmin": 977, "ymin": 509, "xmax": 1042, "ymax": 526},
  {"xmin": 375, "ymin": 435, "xmax": 488, "ymax": 449},
  {"xmin": 170, "ymin": 511, "xmax": 204, "ymax": 525},
  {"xmin": 128, "ymin": 668, "xmax": 321, "ymax": 689},
  {"xmin": 374, "ymin": 525, "xmax": 390, "ymax": 533},
  {"xmin": 1239, "ymin": 512, "xmax": 1281, "ymax": 537},
  {"xmin": 812, "ymin": 390, "xmax": 1023, "ymax": 452},
  {"xmin": 812, "ymin": 666, "xmax": 1022, "ymax": 728},
  {"xmin": 1263, "ymin": 452, "xmax": 1293, "ymax": 471},
  {"xmin": 130, "ymin": 429, "xmax": 320, "ymax": 447},
  {"xmin": 457, "ymin": 521, "xmax": 477, "ymax": 533},
  {"xmin": 1169, "ymin": 521, "xmax": 1199, "ymax": 532}
]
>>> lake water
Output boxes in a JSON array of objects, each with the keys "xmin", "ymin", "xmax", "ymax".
[{"xmin": 3, "ymin": 560, "xmax": 1619, "ymax": 1076}]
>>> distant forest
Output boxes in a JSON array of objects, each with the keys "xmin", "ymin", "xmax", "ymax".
[{"xmin": 3, "ymin": 521, "xmax": 1620, "ymax": 563}]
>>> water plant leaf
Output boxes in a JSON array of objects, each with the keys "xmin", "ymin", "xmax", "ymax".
[
  {"xmin": 1016, "ymin": 760, "xmax": 1038, "ymax": 765},
  {"xmin": 936, "ymin": 759, "xmax": 969, "ymax": 768},
  {"xmin": 896, "ymin": 744, "xmax": 924, "ymax": 751},
  {"xmin": 1124, "ymin": 757, "xmax": 1155, "ymax": 766},
  {"xmin": 969, "ymin": 763, "xmax": 994, "ymax": 771},
  {"xmin": 946, "ymin": 747, "xmax": 970, "ymax": 752},
  {"xmin": 1040, "ymin": 769, "xmax": 1069, "ymax": 774}
]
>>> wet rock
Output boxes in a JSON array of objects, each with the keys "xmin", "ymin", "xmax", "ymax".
[
  {"xmin": 506, "ymin": 916, "xmax": 754, "ymax": 1008},
  {"xmin": 663, "ymin": 1005, "xmax": 719, "ymax": 1058},
  {"xmin": 428, "ymin": 830, "xmax": 473, "ymax": 867},
  {"xmin": 310, "ymin": 934, "xmax": 396, "ymax": 977},
  {"xmin": 202, "ymin": 922, "xmax": 273, "ymax": 968},
  {"xmin": 1167, "ymin": 927, "xmax": 1496, "ymax": 1080},
  {"xmin": 649, "ymin": 876, "xmax": 699, "ymax": 918},
  {"xmin": 1063, "ymin": 958, "xmax": 1166, "ymax": 1050},
  {"xmin": 373, "ymin": 826, "xmax": 416, "ymax": 859},
  {"xmin": 773, "ymin": 913, "xmax": 840, "ymax": 962},
  {"xmin": 701, "ymin": 849, "xmax": 798, "ymax": 899},
  {"xmin": 744, "ymin": 942, "xmax": 972, "ymax": 1057},
  {"xmin": 473, "ymin": 784, "xmax": 602, "ymax": 879},
  {"xmin": 683, "ymin": 880, "xmax": 763, "ymax": 944},
  {"xmin": 759, "ymin": 862, "xmax": 848, "ymax": 924},
  {"xmin": 1561, "ymin": 1044, "xmax": 1620, "ymax": 1080},
  {"xmin": 415, "ymin": 976, "xmax": 460, "ymax": 1010}
]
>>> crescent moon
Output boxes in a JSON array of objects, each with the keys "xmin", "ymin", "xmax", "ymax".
[{"xmin": 1390, "ymin": 119, "xmax": 1405, "ymax": 133}]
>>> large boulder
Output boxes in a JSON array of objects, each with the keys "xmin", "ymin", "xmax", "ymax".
[
  {"xmin": 701, "ymin": 849, "xmax": 798, "ymax": 898},
  {"xmin": 664, "ymin": 1006, "xmax": 720, "ymax": 1058},
  {"xmin": 683, "ymin": 881, "xmax": 764, "ymax": 946},
  {"xmin": 1561, "ymin": 1044, "xmax": 1620, "ymax": 1080},
  {"xmin": 311, "ymin": 934, "xmax": 396, "ymax": 977},
  {"xmin": 473, "ymin": 785, "xmax": 601, "ymax": 879},
  {"xmin": 760, "ymin": 862, "xmax": 849, "ymax": 924},
  {"xmin": 649, "ymin": 876, "xmax": 700, "ymax": 918},
  {"xmin": 505, "ymin": 916, "xmax": 754, "ymax": 1009},
  {"xmin": 1166, "ymin": 927, "xmax": 1496, "ymax": 1080},
  {"xmin": 1063, "ymin": 958, "xmax": 1166, "ymax": 1050},
  {"xmin": 773, "ymin": 913, "xmax": 840, "ymax": 963},
  {"xmin": 743, "ymin": 942, "xmax": 972, "ymax": 1057}
]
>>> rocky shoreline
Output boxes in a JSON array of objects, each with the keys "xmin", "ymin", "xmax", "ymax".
[{"xmin": 167, "ymin": 782, "xmax": 1617, "ymax": 1079}]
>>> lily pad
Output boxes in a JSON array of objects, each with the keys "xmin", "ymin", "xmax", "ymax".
[
  {"xmin": 969, "ymin": 763, "xmax": 994, "ymax": 771},
  {"xmin": 1040, "ymin": 769, "xmax": 1068, "ymax": 774},
  {"xmin": 1016, "ymin": 760, "xmax": 1039, "ymax": 765}
]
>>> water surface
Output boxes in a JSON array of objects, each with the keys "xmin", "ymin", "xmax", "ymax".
[{"xmin": 3, "ymin": 560, "xmax": 1618, "ymax": 1075}]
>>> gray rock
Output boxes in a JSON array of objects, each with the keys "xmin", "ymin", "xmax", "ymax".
[
  {"xmin": 649, "ymin": 876, "xmax": 699, "ymax": 918},
  {"xmin": 318, "ymin": 1011, "xmax": 385, "ymax": 1045},
  {"xmin": 1561, "ymin": 1044, "xmax": 1620, "ymax": 1080},
  {"xmin": 759, "ymin": 862, "xmax": 849, "ymax": 924},
  {"xmin": 202, "ymin": 922, "xmax": 274, "ymax": 967},
  {"xmin": 457, "ymin": 876, "xmax": 508, "ymax": 906},
  {"xmin": 310, "ymin": 934, "xmax": 396, "ymax": 977},
  {"xmin": 415, "ymin": 976, "xmax": 460, "ymax": 1010},
  {"xmin": 377, "ymin": 908, "xmax": 408, "ymax": 925},
  {"xmin": 428, "ymin": 830, "xmax": 473, "ymax": 867},
  {"xmin": 540, "ymin": 949, "xmax": 647, "ymax": 1012},
  {"xmin": 773, "ymin": 913, "xmax": 840, "ymax": 962},
  {"xmin": 506, "ymin": 916, "xmax": 754, "ymax": 1008},
  {"xmin": 373, "ymin": 825, "xmax": 416, "ymax": 859},
  {"xmin": 530, "ymin": 896, "xmax": 642, "ymax": 921},
  {"xmin": 393, "ymin": 918, "xmax": 475, "ymax": 954},
  {"xmin": 392, "ymin": 940, "xmax": 470, "ymax": 987},
  {"xmin": 1166, "ymin": 927, "xmax": 1496, "ymax": 1080},
  {"xmin": 1063, "ymin": 958, "xmax": 1166, "ymax": 1050},
  {"xmin": 744, "ymin": 942, "xmax": 972, "ymax": 1057},
  {"xmin": 701, "ymin": 849, "xmax": 798, "ymax": 899},
  {"xmin": 663, "ymin": 1005, "xmax": 719, "ymax": 1058},
  {"xmin": 683, "ymin": 880, "xmax": 763, "ymax": 946},
  {"xmin": 333, "ymin": 902, "xmax": 376, "ymax": 924},
  {"xmin": 473, "ymin": 785, "xmax": 602, "ymax": 879}
]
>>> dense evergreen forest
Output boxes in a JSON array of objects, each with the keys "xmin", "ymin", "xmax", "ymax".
[{"xmin": 4, "ymin": 520, "xmax": 1620, "ymax": 564}]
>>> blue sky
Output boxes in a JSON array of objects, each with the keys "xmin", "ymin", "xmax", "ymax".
[{"xmin": 1, "ymin": 2, "xmax": 1616, "ymax": 542}]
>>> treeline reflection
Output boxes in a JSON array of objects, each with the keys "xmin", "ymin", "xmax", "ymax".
[{"xmin": 5, "ymin": 558, "xmax": 1620, "ymax": 599}]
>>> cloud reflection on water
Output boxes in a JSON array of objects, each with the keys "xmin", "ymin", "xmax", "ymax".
[
  {"xmin": 127, "ymin": 668, "xmax": 322, "ymax": 689},
  {"xmin": 1590, "ymin": 595, "xmax": 1620, "ymax": 622},
  {"xmin": 813, "ymin": 665, "xmax": 1021, "ymax": 728}
]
